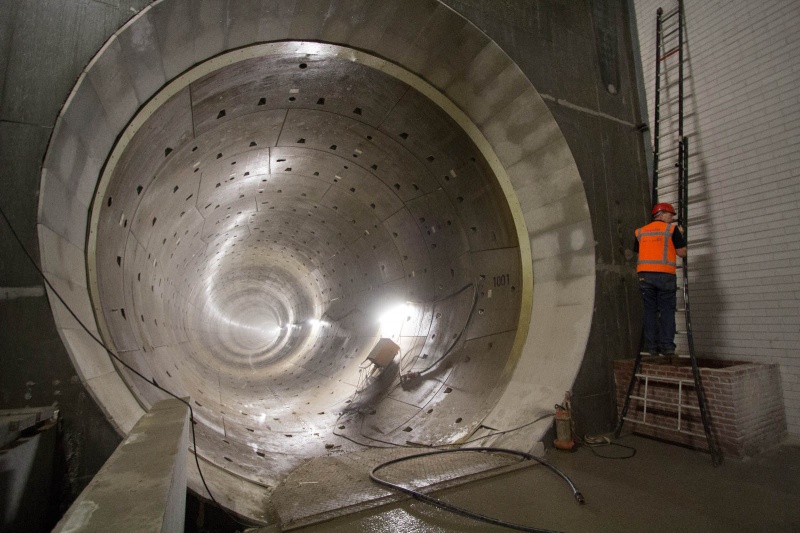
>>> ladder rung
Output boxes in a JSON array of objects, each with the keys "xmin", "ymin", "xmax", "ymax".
[
  {"xmin": 629, "ymin": 395, "xmax": 699, "ymax": 408},
  {"xmin": 655, "ymin": 169, "xmax": 679, "ymax": 179},
  {"xmin": 654, "ymin": 145, "xmax": 681, "ymax": 155},
  {"xmin": 661, "ymin": 8, "xmax": 680, "ymax": 21},
  {"xmin": 623, "ymin": 417, "xmax": 707, "ymax": 439},
  {"xmin": 662, "ymin": 27, "xmax": 681, "ymax": 39},
  {"xmin": 659, "ymin": 47, "xmax": 680, "ymax": 62},
  {"xmin": 634, "ymin": 373, "xmax": 693, "ymax": 385}
]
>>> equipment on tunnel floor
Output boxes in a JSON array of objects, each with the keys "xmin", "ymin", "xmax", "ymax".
[
  {"xmin": 366, "ymin": 338, "xmax": 400, "ymax": 371},
  {"xmin": 553, "ymin": 392, "xmax": 577, "ymax": 451}
]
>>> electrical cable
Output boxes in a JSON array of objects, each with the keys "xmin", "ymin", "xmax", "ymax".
[
  {"xmin": 396, "ymin": 282, "xmax": 477, "ymax": 375},
  {"xmin": 580, "ymin": 435, "xmax": 637, "ymax": 460},
  {"xmin": 370, "ymin": 447, "xmax": 584, "ymax": 533},
  {"xmin": 0, "ymin": 205, "xmax": 255, "ymax": 528},
  {"xmin": 414, "ymin": 282, "xmax": 479, "ymax": 375},
  {"xmin": 440, "ymin": 412, "xmax": 555, "ymax": 448}
]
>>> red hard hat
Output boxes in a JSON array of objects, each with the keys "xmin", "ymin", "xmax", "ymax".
[{"xmin": 651, "ymin": 202, "xmax": 676, "ymax": 216}]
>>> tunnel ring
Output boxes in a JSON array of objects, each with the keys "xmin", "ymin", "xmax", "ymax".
[{"xmin": 38, "ymin": 0, "xmax": 595, "ymax": 523}]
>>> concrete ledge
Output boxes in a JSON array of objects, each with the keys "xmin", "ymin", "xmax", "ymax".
[{"xmin": 53, "ymin": 399, "xmax": 189, "ymax": 532}]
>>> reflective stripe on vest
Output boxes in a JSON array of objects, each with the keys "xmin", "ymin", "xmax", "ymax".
[{"xmin": 636, "ymin": 221, "xmax": 677, "ymax": 274}]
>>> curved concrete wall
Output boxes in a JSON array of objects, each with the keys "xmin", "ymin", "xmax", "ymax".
[{"xmin": 39, "ymin": 0, "xmax": 594, "ymax": 520}]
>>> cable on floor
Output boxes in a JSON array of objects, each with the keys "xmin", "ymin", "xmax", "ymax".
[
  {"xmin": 370, "ymin": 447, "xmax": 584, "ymax": 533},
  {"xmin": 579, "ymin": 434, "xmax": 637, "ymax": 459}
]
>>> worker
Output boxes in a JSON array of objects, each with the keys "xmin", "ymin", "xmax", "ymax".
[{"xmin": 634, "ymin": 202, "xmax": 687, "ymax": 356}]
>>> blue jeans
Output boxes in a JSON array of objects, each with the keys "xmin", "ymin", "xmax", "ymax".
[{"xmin": 639, "ymin": 272, "xmax": 677, "ymax": 354}]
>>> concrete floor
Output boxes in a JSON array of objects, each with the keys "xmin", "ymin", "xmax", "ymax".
[{"xmin": 287, "ymin": 435, "xmax": 800, "ymax": 533}]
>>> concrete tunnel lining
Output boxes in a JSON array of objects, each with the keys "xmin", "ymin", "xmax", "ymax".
[{"xmin": 38, "ymin": 0, "xmax": 595, "ymax": 522}]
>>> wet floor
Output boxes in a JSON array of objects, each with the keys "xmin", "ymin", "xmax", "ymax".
[{"xmin": 287, "ymin": 434, "xmax": 800, "ymax": 533}]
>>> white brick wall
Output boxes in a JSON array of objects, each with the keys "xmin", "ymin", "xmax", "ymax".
[{"xmin": 632, "ymin": 0, "xmax": 800, "ymax": 436}]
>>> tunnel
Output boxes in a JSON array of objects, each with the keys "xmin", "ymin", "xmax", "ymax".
[{"xmin": 37, "ymin": 0, "xmax": 595, "ymax": 522}]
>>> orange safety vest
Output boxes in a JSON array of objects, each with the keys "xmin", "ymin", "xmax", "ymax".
[{"xmin": 636, "ymin": 221, "xmax": 678, "ymax": 274}]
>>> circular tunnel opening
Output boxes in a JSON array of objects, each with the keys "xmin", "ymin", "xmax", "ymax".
[
  {"xmin": 41, "ymin": 2, "xmax": 597, "ymax": 522},
  {"xmin": 88, "ymin": 44, "xmax": 525, "ymax": 490}
]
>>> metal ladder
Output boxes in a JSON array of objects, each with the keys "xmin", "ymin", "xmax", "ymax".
[{"xmin": 615, "ymin": 0, "xmax": 722, "ymax": 466}]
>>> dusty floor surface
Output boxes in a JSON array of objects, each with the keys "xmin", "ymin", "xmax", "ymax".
[{"xmin": 285, "ymin": 434, "xmax": 800, "ymax": 533}]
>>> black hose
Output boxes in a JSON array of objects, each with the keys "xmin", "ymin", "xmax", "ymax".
[{"xmin": 370, "ymin": 447, "xmax": 584, "ymax": 532}]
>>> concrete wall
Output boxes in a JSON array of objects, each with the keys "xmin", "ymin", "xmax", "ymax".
[
  {"xmin": 0, "ymin": 0, "xmax": 648, "ymax": 515},
  {"xmin": 632, "ymin": 0, "xmax": 800, "ymax": 436},
  {"xmin": 0, "ymin": 0, "xmax": 154, "ymax": 509},
  {"xmin": 442, "ymin": 0, "xmax": 650, "ymax": 434}
]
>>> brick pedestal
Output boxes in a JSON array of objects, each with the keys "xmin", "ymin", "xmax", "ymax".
[{"xmin": 614, "ymin": 358, "xmax": 786, "ymax": 457}]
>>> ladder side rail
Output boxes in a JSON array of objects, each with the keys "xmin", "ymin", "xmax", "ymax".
[
  {"xmin": 613, "ymin": 350, "xmax": 645, "ymax": 438},
  {"xmin": 652, "ymin": 8, "xmax": 665, "ymax": 204},
  {"xmin": 681, "ymin": 137, "xmax": 722, "ymax": 466},
  {"xmin": 678, "ymin": 0, "xmax": 685, "ymax": 140}
]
